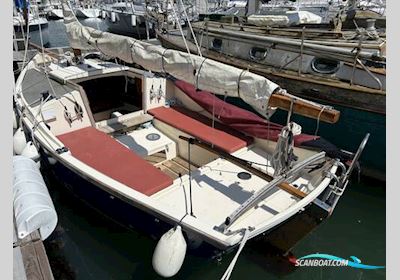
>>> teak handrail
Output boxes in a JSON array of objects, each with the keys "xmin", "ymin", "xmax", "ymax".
[
  {"xmin": 179, "ymin": 136, "xmax": 307, "ymax": 199},
  {"xmin": 268, "ymin": 93, "xmax": 341, "ymax": 124}
]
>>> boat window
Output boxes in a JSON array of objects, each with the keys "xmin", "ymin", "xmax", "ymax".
[
  {"xmin": 211, "ymin": 38, "xmax": 223, "ymax": 52},
  {"xmin": 249, "ymin": 47, "xmax": 268, "ymax": 61},
  {"xmin": 311, "ymin": 58, "xmax": 340, "ymax": 74}
]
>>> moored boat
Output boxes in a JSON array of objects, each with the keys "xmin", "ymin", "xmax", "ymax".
[
  {"xmin": 102, "ymin": 0, "xmax": 153, "ymax": 38},
  {"xmin": 13, "ymin": 2, "xmax": 369, "ymax": 277}
]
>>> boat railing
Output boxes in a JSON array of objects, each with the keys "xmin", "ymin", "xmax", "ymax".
[{"xmin": 322, "ymin": 133, "xmax": 370, "ymax": 211}]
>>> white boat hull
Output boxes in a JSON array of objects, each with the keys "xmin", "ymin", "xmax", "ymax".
[
  {"xmin": 47, "ymin": 9, "xmax": 64, "ymax": 19},
  {"xmin": 74, "ymin": 8, "xmax": 100, "ymax": 18}
]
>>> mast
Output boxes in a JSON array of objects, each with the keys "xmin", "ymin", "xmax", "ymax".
[{"xmin": 22, "ymin": 0, "xmax": 29, "ymax": 25}]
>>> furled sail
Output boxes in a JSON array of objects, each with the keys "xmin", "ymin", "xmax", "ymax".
[{"xmin": 61, "ymin": 1, "xmax": 279, "ymax": 115}]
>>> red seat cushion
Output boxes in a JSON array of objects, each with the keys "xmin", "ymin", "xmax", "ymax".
[
  {"xmin": 148, "ymin": 107, "xmax": 250, "ymax": 153},
  {"xmin": 57, "ymin": 127, "xmax": 173, "ymax": 196}
]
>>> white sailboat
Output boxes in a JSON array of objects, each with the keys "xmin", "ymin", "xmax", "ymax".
[{"xmin": 13, "ymin": 1, "xmax": 369, "ymax": 277}]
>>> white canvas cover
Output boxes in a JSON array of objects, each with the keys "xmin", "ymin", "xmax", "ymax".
[
  {"xmin": 61, "ymin": 1, "xmax": 279, "ymax": 115},
  {"xmin": 247, "ymin": 15, "xmax": 290, "ymax": 26},
  {"xmin": 286, "ymin": 11, "xmax": 322, "ymax": 25},
  {"xmin": 247, "ymin": 11, "xmax": 321, "ymax": 27}
]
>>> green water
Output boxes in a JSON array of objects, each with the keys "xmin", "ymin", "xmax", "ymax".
[{"xmin": 44, "ymin": 176, "xmax": 385, "ymax": 280}]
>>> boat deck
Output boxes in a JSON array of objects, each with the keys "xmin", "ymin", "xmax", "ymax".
[{"xmin": 151, "ymin": 147, "xmax": 306, "ymax": 233}]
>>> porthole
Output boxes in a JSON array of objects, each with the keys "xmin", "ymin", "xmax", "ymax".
[
  {"xmin": 211, "ymin": 38, "xmax": 223, "ymax": 52},
  {"xmin": 249, "ymin": 47, "xmax": 268, "ymax": 61},
  {"xmin": 311, "ymin": 58, "xmax": 340, "ymax": 74}
]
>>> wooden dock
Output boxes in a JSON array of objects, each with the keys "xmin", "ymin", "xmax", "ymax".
[{"xmin": 13, "ymin": 221, "xmax": 54, "ymax": 280}]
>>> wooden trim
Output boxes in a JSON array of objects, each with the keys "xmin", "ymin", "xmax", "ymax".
[{"xmin": 268, "ymin": 93, "xmax": 340, "ymax": 124}]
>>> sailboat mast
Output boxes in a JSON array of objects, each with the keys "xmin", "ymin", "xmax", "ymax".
[{"xmin": 22, "ymin": 0, "xmax": 29, "ymax": 25}]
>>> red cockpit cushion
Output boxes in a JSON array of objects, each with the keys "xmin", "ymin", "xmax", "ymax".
[
  {"xmin": 57, "ymin": 127, "xmax": 173, "ymax": 196},
  {"xmin": 148, "ymin": 107, "xmax": 250, "ymax": 153}
]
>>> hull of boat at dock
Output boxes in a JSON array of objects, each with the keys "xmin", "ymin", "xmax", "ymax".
[
  {"xmin": 74, "ymin": 8, "xmax": 100, "ymax": 18},
  {"xmin": 105, "ymin": 12, "xmax": 154, "ymax": 39},
  {"xmin": 157, "ymin": 32, "xmax": 385, "ymax": 115}
]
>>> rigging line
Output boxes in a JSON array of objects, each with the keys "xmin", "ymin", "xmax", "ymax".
[
  {"xmin": 178, "ymin": 174, "xmax": 189, "ymax": 217},
  {"xmin": 187, "ymin": 138, "xmax": 195, "ymax": 217},
  {"xmin": 169, "ymin": 0, "xmax": 195, "ymax": 67},
  {"xmin": 314, "ymin": 106, "xmax": 326, "ymax": 138},
  {"xmin": 217, "ymin": 91, "xmax": 228, "ymax": 119},
  {"xmin": 286, "ymin": 96, "xmax": 295, "ymax": 126},
  {"xmin": 36, "ymin": 8, "xmax": 59, "ymax": 102},
  {"xmin": 211, "ymin": 91, "xmax": 216, "ymax": 149},
  {"xmin": 266, "ymin": 109, "xmax": 272, "ymax": 170},
  {"xmin": 21, "ymin": 7, "xmax": 31, "ymax": 71},
  {"xmin": 177, "ymin": 0, "xmax": 202, "ymax": 57},
  {"xmin": 220, "ymin": 228, "xmax": 251, "ymax": 280}
]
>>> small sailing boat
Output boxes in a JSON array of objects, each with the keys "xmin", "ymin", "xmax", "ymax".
[{"xmin": 14, "ymin": 1, "xmax": 369, "ymax": 277}]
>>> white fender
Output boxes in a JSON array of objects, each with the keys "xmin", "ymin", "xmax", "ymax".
[
  {"xmin": 43, "ymin": 149, "xmax": 57, "ymax": 165},
  {"xmin": 21, "ymin": 141, "xmax": 41, "ymax": 168},
  {"xmin": 47, "ymin": 156, "xmax": 57, "ymax": 165},
  {"xmin": 152, "ymin": 226, "xmax": 187, "ymax": 278},
  {"xmin": 21, "ymin": 141, "xmax": 40, "ymax": 161},
  {"xmin": 111, "ymin": 11, "xmax": 116, "ymax": 22},
  {"xmin": 131, "ymin": 14, "xmax": 136, "ymax": 26},
  {"xmin": 13, "ymin": 128, "xmax": 27, "ymax": 155},
  {"xmin": 101, "ymin": 10, "xmax": 106, "ymax": 19},
  {"xmin": 13, "ymin": 156, "xmax": 57, "ymax": 240}
]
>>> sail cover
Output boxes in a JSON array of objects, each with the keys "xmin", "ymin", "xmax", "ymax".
[{"xmin": 61, "ymin": 1, "xmax": 279, "ymax": 115}]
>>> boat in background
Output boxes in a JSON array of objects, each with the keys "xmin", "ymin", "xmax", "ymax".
[
  {"xmin": 102, "ymin": 0, "xmax": 153, "ymax": 38},
  {"xmin": 46, "ymin": 1, "xmax": 64, "ymax": 19},
  {"xmin": 156, "ymin": 1, "xmax": 386, "ymax": 180},
  {"xmin": 74, "ymin": 0, "xmax": 100, "ymax": 18},
  {"xmin": 13, "ymin": 1, "xmax": 50, "ymax": 46}
]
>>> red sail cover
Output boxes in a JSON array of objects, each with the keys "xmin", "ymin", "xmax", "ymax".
[{"xmin": 174, "ymin": 80, "xmax": 318, "ymax": 146}]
